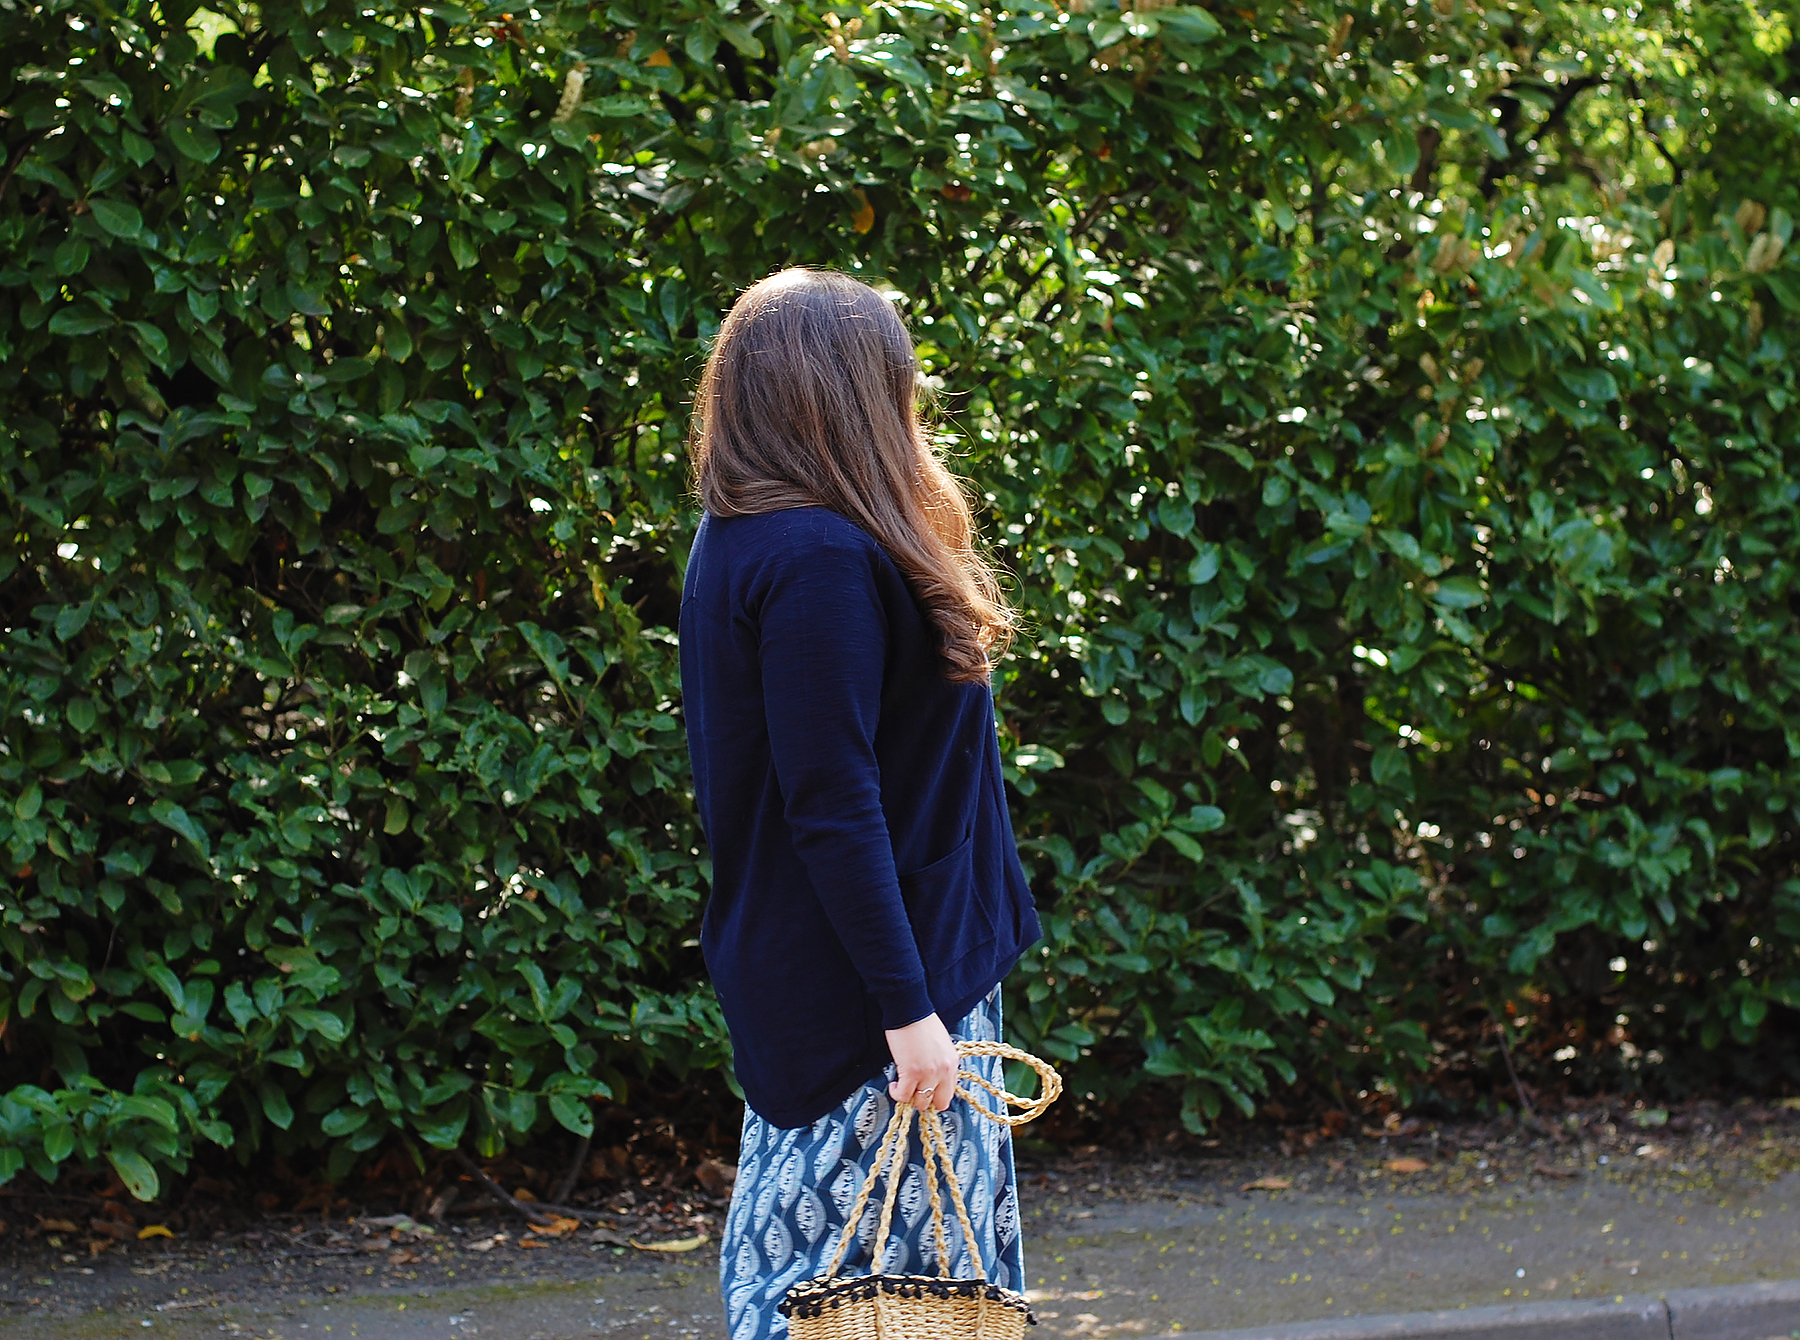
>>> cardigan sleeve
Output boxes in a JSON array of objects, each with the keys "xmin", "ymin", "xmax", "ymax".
[{"xmin": 752, "ymin": 527, "xmax": 935, "ymax": 1032}]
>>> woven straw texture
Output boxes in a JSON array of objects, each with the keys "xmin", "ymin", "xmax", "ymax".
[{"xmin": 779, "ymin": 1042, "xmax": 1060, "ymax": 1340}]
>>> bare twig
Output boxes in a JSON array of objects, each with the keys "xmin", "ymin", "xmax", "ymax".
[
  {"xmin": 527, "ymin": 1200, "xmax": 609, "ymax": 1223},
  {"xmin": 449, "ymin": 1152, "xmax": 611, "ymax": 1226},
  {"xmin": 1626, "ymin": 77, "xmax": 1685, "ymax": 182},
  {"xmin": 1490, "ymin": 1010, "xmax": 1538, "ymax": 1129},
  {"xmin": 1536, "ymin": 74, "xmax": 1604, "ymax": 143},
  {"xmin": 550, "ymin": 1131, "xmax": 592, "ymax": 1208},
  {"xmin": 451, "ymin": 1151, "xmax": 556, "ymax": 1228},
  {"xmin": 964, "ymin": 214, "xmax": 1019, "ymax": 292},
  {"xmin": 1408, "ymin": 125, "xmax": 1442, "ymax": 196},
  {"xmin": 424, "ymin": 1183, "xmax": 461, "ymax": 1221},
  {"xmin": 0, "ymin": 130, "xmax": 49, "ymax": 205}
]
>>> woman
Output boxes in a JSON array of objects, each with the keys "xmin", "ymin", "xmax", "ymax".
[{"xmin": 680, "ymin": 268, "xmax": 1042, "ymax": 1340}]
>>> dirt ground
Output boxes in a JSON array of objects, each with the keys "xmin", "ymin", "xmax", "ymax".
[{"xmin": 3, "ymin": 1097, "xmax": 1798, "ymax": 1340}]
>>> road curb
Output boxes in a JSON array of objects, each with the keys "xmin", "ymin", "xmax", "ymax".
[
  {"xmin": 1176, "ymin": 1278, "xmax": 1800, "ymax": 1340},
  {"xmin": 1667, "ymin": 1280, "xmax": 1800, "ymax": 1340}
]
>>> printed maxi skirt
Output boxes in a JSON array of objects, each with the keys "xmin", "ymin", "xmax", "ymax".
[{"xmin": 719, "ymin": 985, "xmax": 1023, "ymax": 1340}]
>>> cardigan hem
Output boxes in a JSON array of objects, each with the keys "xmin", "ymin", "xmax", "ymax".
[{"xmin": 747, "ymin": 956, "xmax": 1025, "ymax": 1130}]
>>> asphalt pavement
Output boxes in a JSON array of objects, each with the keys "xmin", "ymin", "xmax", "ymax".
[{"xmin": 5, "ymin": 1106, "xmax": 1800, "ymax": 1340}]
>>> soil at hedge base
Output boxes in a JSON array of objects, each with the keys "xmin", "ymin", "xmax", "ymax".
[{"xmin": 4, "ymin": 1098, "xmax": 1799, "ymax": 1340}]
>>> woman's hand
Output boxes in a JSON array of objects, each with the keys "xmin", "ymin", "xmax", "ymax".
[{"xmin": 886, "ymin": 1014, "xmax": 959, "ymax": 1113}]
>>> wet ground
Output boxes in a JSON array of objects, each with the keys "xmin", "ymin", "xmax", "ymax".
[{"xmin": 3, "ymin": 1098, "xmax": 1798, "ymax": 1340}]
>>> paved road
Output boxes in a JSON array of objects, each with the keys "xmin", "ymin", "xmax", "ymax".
[
  {"xmin": 1019, "ymin": 1165, "xmax": 1800, "ymax": 1335},
  {"xmin": 5, "ymin": 1120, "xmax": 1800, "ymax": 1340}
]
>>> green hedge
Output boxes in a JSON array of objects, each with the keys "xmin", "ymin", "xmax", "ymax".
[{"xmin": 4, "ymin": 0, "xmax": 1800, "ymax": 1196}]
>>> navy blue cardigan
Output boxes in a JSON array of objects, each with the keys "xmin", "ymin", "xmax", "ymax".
[{"xmin": 679, "ymin": 507, "xmax": 1040, "ymax": 1128}]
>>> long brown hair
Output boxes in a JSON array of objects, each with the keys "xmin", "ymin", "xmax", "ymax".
[{"xmin": 690, "ymin": 268, "xmax": 1014, "ymax": 683}]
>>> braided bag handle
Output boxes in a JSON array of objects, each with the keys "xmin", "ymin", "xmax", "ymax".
[{"xmin": 817, "ymin": 1041, "xmax": 1061, "ymax": 1285}]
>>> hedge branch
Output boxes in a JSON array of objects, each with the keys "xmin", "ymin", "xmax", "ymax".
[
  {"xmin": 550, "ymin": 1131, "xmax": 592, "ymax": 1207},
  {"xmin": 1489, "ymin": 1012, "xmax": 1538, "ymax": 1132},
  {"xmin": 452, "ymin": 1151, "xmax": 557, "ymax": 1228}
]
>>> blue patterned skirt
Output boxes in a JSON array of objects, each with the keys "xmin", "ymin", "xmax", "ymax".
[{"xmin": 718, "ymin": 985, "xmax": 1022, "ymax": 1340}]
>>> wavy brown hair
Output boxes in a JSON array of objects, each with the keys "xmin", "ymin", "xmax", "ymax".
[{"xmin": 690, "ymin": 268, "xmax": 1014, "ymax": 682}]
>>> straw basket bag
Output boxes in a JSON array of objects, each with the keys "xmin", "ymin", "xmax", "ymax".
[{"xmin": 778, "ymin": 1040, "xmax": 1062, "ymax": 1340}]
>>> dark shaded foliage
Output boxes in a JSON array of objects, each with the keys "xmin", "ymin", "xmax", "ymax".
[{"xmin": 3, "ymin": 0, "xmax": 1799, "ymax": 1195}]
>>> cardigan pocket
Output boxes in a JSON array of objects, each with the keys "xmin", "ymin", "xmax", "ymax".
[{"xmin": 898, "ymin": 832, "xmax": 999, "ymax": 1001}]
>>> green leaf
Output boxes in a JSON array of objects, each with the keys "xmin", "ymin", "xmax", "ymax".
[
  {"xmin": 591, "ymin": 94, "xmax": 650, "ymax": 117},
  {"xmin": 43, "ymin": 1122, "xmax": 76, "ymax": 1162},
  {"xmin": 108, "ymin": 1147, "xmax": 161, "ymax": 1201},
  {"xmin": 1157, "ymin": 496, "xmax": 1195, "ymax": 536},
  {"xmin": 549, "ymin": 1092, "xmax": 594, "ymax": 1137},
  {"xmin": 1162, "ymin": 829, "xmax": 1206, "ymax": 862},
  {"xmin": 1372, "ymin": 744, "xmax": 1414, "ymax": 795},
  {"xmin": 89, "ymin": 198, "xmax": 145, "ymax": 239},
  {"xmin": 260, "ymin": 1082, "xmax": 295, "ymax": 1130},
  {"xmin": 1431, "ymin": 576, "xmax": 1486, "ymax": 609},
  {"xmin": 120, "ymin": 129, "xmax": 155, "ymax": 165},
  {"xmin": 1159, "ymin": 6, "xmax": 1223, "ymax": 46},
  {"xmin": 1557, "ymin": 367, "xmax": 1620, "ymax": 403},
  {"xmin": 48, "ymin": 307, "xmax": 114, "ymax": 336},
  {"xmin": 1295, "ymin": 977, "xmax": 1335, "ymax": 1006},
  {"xmin": 413, "ymin": 1097, "xmax": 471, "ymax": 1149},
  {"xmin": 55, "ymin": 601, "xmax": 94, "ymax": 641},
  {"xmin": 115, "ymin": 1095, "xmax": 180, "ymax": 1133},
  {"xmin": 716, "ymin": 20, "xmax": 763, "ymax": 57},
  {"xmin": 149, "ymin": 800, "xmax": 211, "ymax": 855},
  {"xmin": 320, "ymin": 1106, "xmax": 371, "ymax": 1137},
  {"xmin": 168, "ymin": 122, "xmax": 222, "ymax": 162},
  {"xmin": 287, "ymin": 1009, "xmax": 349, "ymax": 1044},
  {"xmin": 447, "ymin": 227, "xmax": 478, "ymax": 269}
]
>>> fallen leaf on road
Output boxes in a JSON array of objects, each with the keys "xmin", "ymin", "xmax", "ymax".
[
  {"xmin": 632, "ymin": 1233, "xmax": 709, "ymax": 1252},
  {"xmin": 589, "ymin": 1227, "xmax": 628, "ymax": 1247},
  {"xmin": 137, "ymin": 1225, "xmax": 174, "ymax": 1240},
  {"xmin": 1362, "ymin": 1117, "xmax": 1423, "ymax": 1139},
  {"xmin": 1384, "ymin": 1158, "xmax": 1430, "ymax": 1173},
  {"xmin": 1533, "ymin": 1164, "xmax": 1580, "ymax": 1180},
  {"xmin": 695, "ymin": 1159, "xmax": 738, "ymax": 1197},
  {"xmin": 39, "ymin": 1218, "xmax": 79, "ymax": 1233},
  {"xmin": 517, "ymin": 1237, "xmax": 550, "ymax": 1249},
  {"xmin": 464, "ymin": 1234, "xmax": 507, "ymax": 1252},
  {"xmin": 533, "ymin": 1216, "xmax": 582, "ymax": 1236},
  {"xmin": 1240, "ymin": 1176, "xmax": 1292, "ymax": 1192},
  {"xmin": 92, "ymin": 1218, "xmax": 135, "ymax": 1241}
]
